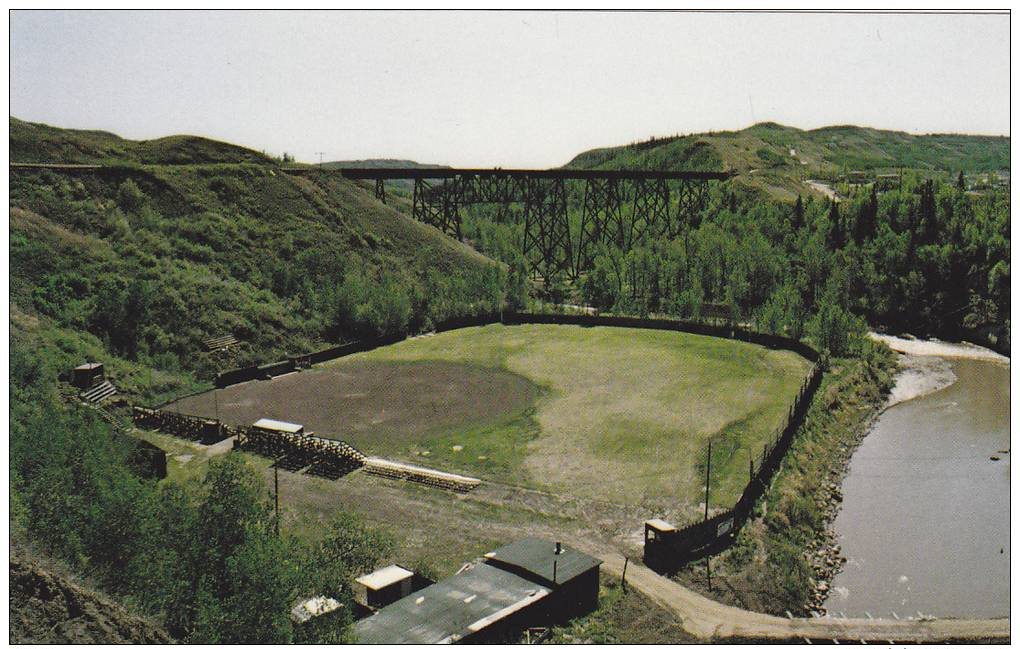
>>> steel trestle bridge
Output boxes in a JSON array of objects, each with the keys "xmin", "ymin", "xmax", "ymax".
[{"xmin": 294, "ymin": 166, "xmax": 732, "ymax": 280}]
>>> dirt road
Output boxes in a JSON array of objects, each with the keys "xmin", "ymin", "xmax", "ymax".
[{"xmin": 597, "ymin": 554, "xmax": 1009, "ymax": 642}]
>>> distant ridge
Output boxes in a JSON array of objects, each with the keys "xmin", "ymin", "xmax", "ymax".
[{"xmin": 566, "ymin": 122, "xmax": 1009, "ymax": 200}]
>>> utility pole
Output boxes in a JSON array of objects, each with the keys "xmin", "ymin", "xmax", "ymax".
[
  {"xmin": 315, "ymin": 152, "xmax": 325, "ymax": 167},
  {"xmin": 704, "ymin": 439, "xmax": 712, "ymax": 522},
  {"xmin": 705, "ymin": 438, "xmax": 713, "ymax": 592},
  {"xmin": 274, "ymin": 458, "xmax": 281, "ymax": 537}
]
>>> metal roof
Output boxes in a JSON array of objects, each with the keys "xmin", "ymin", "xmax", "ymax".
[
  {"xmin": 252, "ymin": 418, "xmax": 304, "ymax": 433},
  {"xmin": 352, "ymin": 562, "xmax": 549, "ymax": 644},
  {"xmin": 646, "ymin": 518, "xmax": 677, "ymax": 533},
  {"xmin": 483, "ymin": 538, "xmax": 602, "ymax": 586},
  {"xmin": 74, "ymin": 362, "xmax": 103, "ymax": 370},
  {"xmin": 356, "ymin": 565, "xmax": 414, "ymax": 591}
]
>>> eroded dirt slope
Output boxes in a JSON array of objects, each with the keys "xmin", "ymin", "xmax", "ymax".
[{"xmin": 9, "ymin": 545, "xmax": 172, "ymax": 644}]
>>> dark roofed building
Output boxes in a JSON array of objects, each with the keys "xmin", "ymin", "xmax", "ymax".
[
  {"xmin": 484, "ymin": 538, "xmax": 602, "ymax": 620},
  {"xmin": 484, "ymin": 537, "xmax": 600, "ymax": 587},
  {"xmin": 352, "ymin": 562, "xmax": 550, "ymax": 644},
  {"xmin": 352, "ymin": 538, "xmax": 602, "ymax": 644}
]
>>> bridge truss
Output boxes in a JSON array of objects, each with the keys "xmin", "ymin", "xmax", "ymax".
[{"xmin": 307, "ymin": 167, "xmax": 728, "ymax": 281}]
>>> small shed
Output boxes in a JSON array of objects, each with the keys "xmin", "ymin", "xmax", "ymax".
[
  {"xmin": 72, "ymin": 362, "xmax": 105, "ymax": 390},
  {"xmin": 484, "ymin": 538, "xmax": 602, "ymax": 619},
  {"xmin": 354, "ymin": 565, "xmax": 415, "ymax": 610},
  {"xmin": 643, "ymin": 518, "xmax": 679, "ymax": 572},
  {"xmin": 252, "ymin": 418, "xmax": 304, "ymax": 435}
]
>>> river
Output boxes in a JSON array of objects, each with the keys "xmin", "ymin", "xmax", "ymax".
[{"xmin": 824, "ymin": 340, "xmax": 1010, "ymax": 619}]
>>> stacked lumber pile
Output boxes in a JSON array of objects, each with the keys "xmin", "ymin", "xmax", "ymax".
[{"xmin": 362, "ymin": 457, "xmax": 480, "ymax": 493}]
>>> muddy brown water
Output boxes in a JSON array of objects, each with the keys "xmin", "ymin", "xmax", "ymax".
[{"xmin": 825, "ymin": 358, "xmax": 1010, "ymax": 619}]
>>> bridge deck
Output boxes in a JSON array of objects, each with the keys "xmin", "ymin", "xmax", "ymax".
[{"xmin": 286, "ymin": 166, "xmax": 732, "ymax": 181}]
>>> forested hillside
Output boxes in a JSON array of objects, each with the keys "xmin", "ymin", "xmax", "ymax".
[
  {"xmin": 459, "ymin": 126, "xmax": 1010, "ymax": 356},
  {"xmin": 9, "ymin": 118, "xmax": 506, "ymax": 643},
  {"xmin": 10, "ymin": 118, "xmax": 505, "ymax": 401}
]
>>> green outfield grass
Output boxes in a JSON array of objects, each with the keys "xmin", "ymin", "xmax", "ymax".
[{"xmin": 326, "ymin": 323, "xmax": 812, "ymax": 510}]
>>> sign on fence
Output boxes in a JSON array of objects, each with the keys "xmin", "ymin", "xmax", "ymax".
[{"xmin": 717, "ymin": 517, "xmax": 734, "ymax": 537}]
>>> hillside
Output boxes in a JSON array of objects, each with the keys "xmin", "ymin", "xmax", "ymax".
[
  {"xmin": 10, "ymin": 116, "xmax": 276, "ymax": 165},
  {"xmin": 321, "ymin": 159, "xmax": 451, "ymax": 192},
  {"xmin": 10, "ymin": 118, "xmax": 504, "ymax": 403},
  {"xmin": 10, "ymin": 542, "xmax": 172, "ymax": 644},
  {"xmin": 566, "ymin": 122, "xmax": 1010, "ymax": 200}
]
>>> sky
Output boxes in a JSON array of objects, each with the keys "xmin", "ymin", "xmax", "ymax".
[{"xmin": 9, "ymin": 10, "xmax": 1011, "ymax": 168}]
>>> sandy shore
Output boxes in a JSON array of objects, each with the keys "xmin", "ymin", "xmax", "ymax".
[
  {"xmin": 869, "ymin": 333, "xmax": 1008, "ymax": 407},
  {"xmin": 869, "ymin": 332, "xmax": 1010, "ymax": 363}
]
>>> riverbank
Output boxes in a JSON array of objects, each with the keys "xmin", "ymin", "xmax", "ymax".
[{"xmin": 670, "ymin": 340, "xmax": 898, "ymax": 616}]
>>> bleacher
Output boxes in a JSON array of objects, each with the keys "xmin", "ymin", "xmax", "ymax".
[
  {"xmin": 81, "ymin": 380, "xmax": 117, "ymax": 404},
  {"xmin": 362, "ymin": 458, "xmax": 480, "ymax": 493},
  {"xmin": 234, "ymin": 425, "xmax": 367, "ymax": 479},
  {"xmin": 132, "ymin": 407, "xmax": 225, "ymax": 443},
  {"xmin": 202, "ymin": 334, "xmax": 238, "ymax": 352}
]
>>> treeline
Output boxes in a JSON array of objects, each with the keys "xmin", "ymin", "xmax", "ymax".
[
  {"xmin": 10, "ymin": 341, "xmax": 391, "ymax": 642},
  {"xmin": 462, "ymin": 174, "xmax": 1010, "ymax": 357}
]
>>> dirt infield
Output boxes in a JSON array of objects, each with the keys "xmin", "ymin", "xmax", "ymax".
[{"xmin": 165, "ymin": 359, "xmax": 541, "ymax": 453}]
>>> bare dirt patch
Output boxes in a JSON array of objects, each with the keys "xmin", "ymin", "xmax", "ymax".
[{"xmin": 165, "ymin": 359, "xmax": 540, "ymax": 454}]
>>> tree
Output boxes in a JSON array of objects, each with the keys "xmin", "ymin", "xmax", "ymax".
[
  {"xmin": 957, "ymin": 170, "xmax": 966, "ymax": 191},
  {"xmin": 195, "ymin": 454, "xmax": 274, "ymax": 597},
  {"xmin": 505, "ymin": 255, "xmax": 529, "ymax": 311},
  {"xmin": 825, "ymin": 200, "xmax": 845, "ymax": 250},
  {"xmin": 791, "ymin": 195, "xmax": 804, "ymax": 231},
  {"xmin": 581, "ymin": 253, "xmax": 620, "ymax": 311}
]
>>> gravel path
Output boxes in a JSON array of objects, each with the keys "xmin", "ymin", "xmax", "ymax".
[{"xmin": 595, "ymin": 553, "xmax": 1009, "ymax": 642}]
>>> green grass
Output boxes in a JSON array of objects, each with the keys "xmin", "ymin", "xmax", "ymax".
[
  {"xmin": 328, "ymin": 323, "xmax": 811, "ymax": 512},
  {"xmin": 547, "ymin": 575, "xmax": 694, "ymax": 644}
]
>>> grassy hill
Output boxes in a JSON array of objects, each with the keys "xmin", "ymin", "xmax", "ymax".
[
  {"xmin": 10, "ymin": 118, "xmax": 504, "ymax": 403},
  {"xmin": 567, "ymin": 122, "xmax": 1009, "ymax": 200},
  {"xmin": 10, "ymin": 117, "xmax": 277, "ymax": 165}
]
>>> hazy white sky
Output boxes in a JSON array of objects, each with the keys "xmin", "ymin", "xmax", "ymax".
[{"xmin": 9, "ymin": 10, "xmax": 1010, "ymax": 167}]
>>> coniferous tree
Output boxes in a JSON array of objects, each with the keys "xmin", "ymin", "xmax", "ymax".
[{"xmin": 791, "ymin": 195, "xmax": 804, "ymax": 231}]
